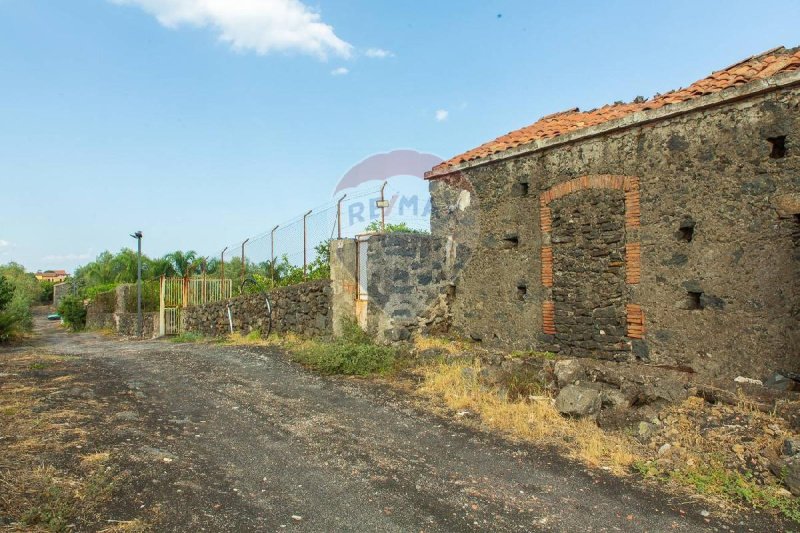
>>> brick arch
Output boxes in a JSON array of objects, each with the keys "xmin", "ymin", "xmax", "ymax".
[{"xmin": 539, "ymin": 175, "xmax": 644, "ymax": 343}]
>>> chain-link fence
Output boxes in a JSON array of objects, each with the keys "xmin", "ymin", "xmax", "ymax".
[{"xmin": 201, "ymin": 183, "xmax": 431, "ymax": 292}]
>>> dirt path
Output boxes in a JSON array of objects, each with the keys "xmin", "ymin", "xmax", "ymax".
[{"xmin": 2, "ymin": 314, "xmax": 787, "ymax": 532}]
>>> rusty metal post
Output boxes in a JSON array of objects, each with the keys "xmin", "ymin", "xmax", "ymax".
[
  {"xmin": 380, "ymin": 181, "xmax": 388, "ymax": 232},
  {"xmin": 240, "ymin": 238, "xmax": 249, "ymax": 290},
  {"xmin": 270, "ymin": 225, "xmax": 279, "ymax": 286},
  {"xmin": 303, "ymin": 209, "xmax": 312, "ymax": 280},
  {"xmin": 201, "ymin": 258, "xmax": 207, "ymax": 304},
  {"xmin": 221, "ymin": 246, "xmax": 227, "ymax": 297},
  {"xmin": 337, "ymin": 193, "xmax": 347, "ymax": 239}
]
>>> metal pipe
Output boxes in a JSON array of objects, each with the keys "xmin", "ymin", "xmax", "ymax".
[
  {"xmin": 380, "ymin": 181, "xmax": 388, "ymax": 232},
  {"xmin": 303, "ymin": 209, "xmax": 313, "ymax": 280},
  {"xmin": 241, "ymin": 238, "xmax": 249, "ymax": 290},
  {"xmin": 337, "ymin": 193, "xmax": 347, "ymax": 239},
  {"xmin": 270, "ymin": 225, "xmax": 279, "ymax": 286},
  {"xmin": 130, "ymin": 231, "xmax": 143, "ymax": 337}
]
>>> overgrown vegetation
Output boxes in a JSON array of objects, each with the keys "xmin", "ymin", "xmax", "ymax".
[
  {"xmin": 58, "ymin": 295, "xmax": 87, "ymax": 332},
  {"xmin": 289, "ymin": 321, "xmax": 398, "ymax": 376},
  {"xmin": 0, "ymin": 263, "xmax": 52, "ymax": 341}
]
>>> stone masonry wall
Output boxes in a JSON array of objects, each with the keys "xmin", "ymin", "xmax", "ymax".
[
  {"xmin": 363, "ymin": 233, "xmax": 466, "ymax": 342},
  {"xmin": 85, "ymin": 291, "xmax": 116, "ymax": 330},
  {"xmin": 85, "ymin": 286, "xmax": 160, "ymax": 337},
  {"xmin": 548, "ymin": 189, "xmax": 629, "ymax": 360},
  {"xmin": 52, "ymin": 282, "xmax": 70, "ymax": 308},
  {"xmin": 115, "ymin": 312, "xmax": 159, "ymax": 337},
  {"xmin": 182, "ymin": 280, "xmax": 332, "ymax": 337},
  {"xmin": 430, "ymin": 86, "xmax": 800, "ymax": 381}
]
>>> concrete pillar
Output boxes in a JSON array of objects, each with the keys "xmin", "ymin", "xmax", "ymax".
[{"xmin": 330, "ymin": 239, "xmax": 358, "ymax": 337}]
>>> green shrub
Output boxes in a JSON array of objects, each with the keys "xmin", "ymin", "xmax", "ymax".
[
  {"xmin": 0, "ymin": 275, "xmax": 14, "ymax": 311},
  {"xmin": 58, "ymin": 295, "xmax": 87, "ymax": 332},
  {"xmin": 293, "ymin": 320, "xmax": 396, "ymax": 375}
]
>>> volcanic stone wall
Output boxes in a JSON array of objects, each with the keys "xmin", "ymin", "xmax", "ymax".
[
  {"xmin": 182, "ymin": 280, "xmax": 332, "ymax": 337},
  {"xmin": 548, "ymin": 189, "xmax": 629, "ymax": 359},
  {"xmin": 362, "ymin": 233, "xmax": 464, "ymax": 342},
  {"xmin": 430, "ymin": 86, "xmax": 800, "ymax": 380}
]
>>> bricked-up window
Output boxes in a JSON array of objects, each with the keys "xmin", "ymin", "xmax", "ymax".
[
  {"xmin": 768, "ymin": 136, "xmax": 787, "ymax": 158},
  {"xmin": 677, "ymin": 218, "xmax": 695, "ymax": 242}
]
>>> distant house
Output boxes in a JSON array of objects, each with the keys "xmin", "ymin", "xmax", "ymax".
[{"xmin": 35, "ymin": 270, "xmax": 69, "ymax": 283}]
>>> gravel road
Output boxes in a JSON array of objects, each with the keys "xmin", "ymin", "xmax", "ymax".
[{"xmin": 5, "ymin": 314, "xmax": 786, "ymax": 532}]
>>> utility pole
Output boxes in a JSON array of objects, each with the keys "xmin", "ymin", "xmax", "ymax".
[{"xmin": 130, "ymin": 231, "xmax": 143, "ymax": 337}]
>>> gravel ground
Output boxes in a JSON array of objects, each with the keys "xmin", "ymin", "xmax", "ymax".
[{"xmin": 1, "ymin": 313, "xmax": 789, "ymax": 532}]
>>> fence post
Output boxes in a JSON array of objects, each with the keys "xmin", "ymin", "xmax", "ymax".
[
  {"xmin": 270, "ymin": 225, "xmax": 279, "ymax": 286},
  {"xmin": 337, "ymin": 193, "xmax": 347, "ymax": 239},
  {"xmin": 221, "ymin": 247, "xmax": 227, "ymax": 298},
  {"xmin": 303, "ymin": 209, "xmax": 312, "ymax": 280},
  {"xmin": 201, "ymin": 258, "xmax": 207, "ymax": 305},
  {"xmin": 158, "ymin": 275, "xmax": 165, "ymax": 337},
  {"xmin": 240, "ymin": 238, "xmax": 249, "ymax": 292}
]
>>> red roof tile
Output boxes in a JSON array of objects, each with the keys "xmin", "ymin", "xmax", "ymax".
[{"xmin": 428, "ymin": 46, "xmax": 800, "ymax": 177}]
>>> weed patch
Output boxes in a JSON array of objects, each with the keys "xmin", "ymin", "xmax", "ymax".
[
  {"xmin": 292, "ymin": 321, "xmax": 397, "ymax": 376},
  {"xmin": 170, "ymin": 332, "xmax": 206, "ymax": 343}
]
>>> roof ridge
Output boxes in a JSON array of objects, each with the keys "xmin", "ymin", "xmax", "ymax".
[
  {"xmin": 428, "ymin": 45, "xmax": 800, "ymax": 178},
  {"xmin": 713, "ymin": 46, "xmax": 786, "ymax": 73}
]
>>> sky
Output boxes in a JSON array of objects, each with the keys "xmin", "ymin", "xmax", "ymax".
[{"xmin": 1, "ymin": 0, "xmax": 798, "ymax": 272}]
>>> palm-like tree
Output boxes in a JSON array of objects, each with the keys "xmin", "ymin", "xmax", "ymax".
[{"xmin": 163, "ymin": 250, "xmax": 199, "ymax": 278}]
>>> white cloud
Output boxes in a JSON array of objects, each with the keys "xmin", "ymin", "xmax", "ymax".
[
  {"xmin": 330, "ymin": 66, "xmax": 349, "ymax": 76},
  {"xmin": 364, "ymin": 47, "xmax": 393, "ymax": 59},
  {"xmin": 435, "ymin": 109, "xmax": 449, "ymax": 122},
  {"xmin": 0, "ymin": 240, "xmax": 10, "ymax": 248},
  {"xmin": 110, "ymin": 0, "xmax": 353, "ymax": 59}
]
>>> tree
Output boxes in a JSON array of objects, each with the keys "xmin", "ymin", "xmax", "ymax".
[{"xmin": 163, "ymin": 250, "xmax": 199, "ymax": 278}]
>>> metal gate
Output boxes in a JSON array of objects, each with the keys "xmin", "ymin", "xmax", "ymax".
[{"xmin": 159, "ymin": 277, "xmax": 232, "ymax": 336}]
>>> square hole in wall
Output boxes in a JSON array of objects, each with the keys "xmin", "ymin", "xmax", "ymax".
[
  {"xmin": 512, "ymin": 181, "xmax": 530, "ymax": 197},
  {"xmin": 686, "ymin": 291, "xmax": 704, "ymax": 310},
  {"xmin": 517, "ymin": 284, "xmax": 527, "ymax": 301},
  {"xmin": 768, "ymin": 136, "xmax": 787, "ymax": 159},
  {"xmin": 501, "ymin": 233, "xmax": 520, "ymax": 248},
  {"xmin": 676, "ymin": 218, "xmax": 695, "ymax": 242}
]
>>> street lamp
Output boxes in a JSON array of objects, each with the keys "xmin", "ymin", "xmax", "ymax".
[{"xmin": 130, "ymin": 231, "xmax": 143, "ymax": 338}]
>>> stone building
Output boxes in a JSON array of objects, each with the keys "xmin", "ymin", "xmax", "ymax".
[{"xmin": 424, "ymin": 46, "xmax": 800, "ymax": 381}]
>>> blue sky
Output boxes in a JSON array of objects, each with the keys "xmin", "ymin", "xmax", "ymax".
[{"xmin": 1, "ymin": 0, "xmax": 798, "ymax": 272}]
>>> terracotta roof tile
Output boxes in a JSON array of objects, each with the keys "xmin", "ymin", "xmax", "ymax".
[{"xmin": 428, "ymin": 46, "xmax": 800, "ymax": 177}]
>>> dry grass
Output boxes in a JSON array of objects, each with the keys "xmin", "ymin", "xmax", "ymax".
[
  {"xmin": 418, "ymin": 359, "xmax": 638, "ymax": 473},
  {"xmin": 0, "ymin": 351, "xmax": 149, "ymax": 532},
  {"xmin": 412, "ymin": 335, "xmax": 469, "ymax": 355}
]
